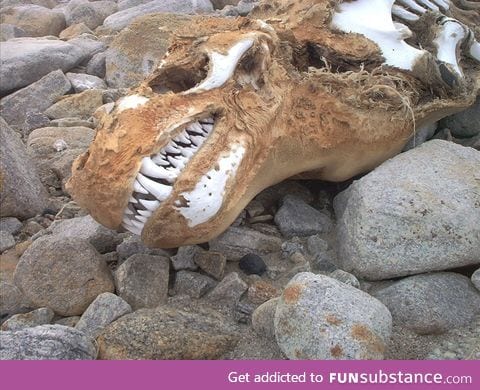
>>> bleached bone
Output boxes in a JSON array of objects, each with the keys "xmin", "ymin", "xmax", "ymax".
[
  {"xmin": 433, "ymin": 17, "xmax": 468, "ymax": 75},
  {"xmin": 331, "ymin": 0, "xmax": 426, "ymax": 70}
]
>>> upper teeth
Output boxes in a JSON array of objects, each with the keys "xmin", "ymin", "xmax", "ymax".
[{"xmin": 122, "ymin": 117, "xmax": 215, "ymax": 235}]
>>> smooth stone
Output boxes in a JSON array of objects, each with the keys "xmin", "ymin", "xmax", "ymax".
[
  {"xmin": 329, "ymin": 270, "xmax": 360, "ymax": 289},
  {"xmin": 334, "ymin": 140, "xmax": 480, "ymax": 280},
  {"xmin": 97, "ymin": 305, "xmax": 239, "ymax": 359},
  {"xmin": 66, "ymin": 72, "xmax": 107, "ymax": 92},
  {"xmin": 0, "ymin": 38, "xmax": 83, "ymax": 95},
  {"xmin": 170, "ymin": 245, "xmax": 200, "ymax": 271},
  {"xmin": 14, "ymin": 235, "xmax": 114, "ymax": 316},
  {"xmin": 193, "ymin": 250, "xmax": 226, "ymax": 280},
  {"xmin": 0, "ymin": 118, "xmax": 49, "ymax": 219},
  {"xmin": 114, "ymin": 254, "xmax": 169, "ymax": 310},
  {"xmin": 86, "ymin": 51, "xmax": 106, "ymax": 79},
  {"xmin": 0, "ymin": 5, "xmax": 66, "ymax": 37},
  {"xmin": 373, "ymin": 272, "xmax": 480, "ymax": 335},
  {"xmin": 65, "ymin": 1, "xmax": 117, "ymax": 30},
  {"xmin": 473, "ymin": 269, "xmax": 480, "ymax": 291},
  {"xmin": 207, "ymin": 272, "xmax": 248, "ymax": 306},
  {"xmin": 252, "ymin": 297, "xmax": 279, "ymax": 340},
  {"xmin": 0, "ymin": 231, "xmax": 15, "ymax": 253},
  {"xmin": 439, "ymin": 97, "xmax": 480, "ymax": 139},
  {"xmin": 239, "ymin": 253, "xmax": 267, "ymax": 275},
  {"xmin": 0, "ymin": 23, "xmax": 26, "ymax": 41},
  {"xmin": 116, "ymin": 234, "xmax": 171, "ymax": 262},
  {"xmin": 58, "ymin": 22, "xmax": 93, "ymax": 40},
  {"xmin": 0, "ymin": 217, "xmax": 22, "ymax": 235},
  {"xmin": 0, "ymin": 324, "xmax": 96, "ymax": 360},
  {"xmin": 1, "ymin": 307, "xmax": 54, "ymax": 331},
  {"xmin": 275, "ymin": 272, "xmax": 392, "ymax": 360},
  {"xmin": 0, "ymin": 69, "xmax": 71, "ymax": 127},
  {"xmin": 45, "ymin": 89, "xmax": 104, "ymax": 120},
  {"xmin": 75, "ymin": 292, "xmax": 132, "ymax": 338}
]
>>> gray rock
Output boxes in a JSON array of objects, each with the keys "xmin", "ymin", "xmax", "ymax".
[
  {"xmin": 75, "ymin": 292, "xmax": 132, "ymax": 338},
  {"xmin": 47, "ymin": 215, "xmax": 121, "ymax": 254},
  {"xmin": 329, "ymin": 270, "xmax": 360, "ymax": 289},
  {"xmin": 0, "ymin": 70, "xmax": 71, "ymax": 127},
  {"xmin": 373, "ymin": 272, "xmax": 480, "ymax": 335},
  {"xmin": 114, "ymin": 254, "xmax": 169, "ymax": 310},
  {"xmin": 66, "ymin": 1, "xmax": 117, "ymax": 30},
  {"xmin": 473, "ymin": 269, "xmax": 480, "ymax": 291},
  {"xmin": 104, "ymin": 13, "xmax": 192, "ymax": 88},
  {"xmin": 45, "ymin": 88, "xmax": 104, "ymax": 120},
  {"xmin": 0, "ymin": 37, "xmax": 83, "ymax": 95},
  {"xmin": 14, "ymin": 235, "xmax": 114, "ymax": 316},
  {"xmin": 97, "ymin": 305, "xmax": 239, "ymax": 359},
  {"xmin": 0, "ymin": 231, "xmax": 15, "ymax": 252},
  {"xmin": 68, "ymin": 35, "xmax": 106, "ymax": 63},
  {"xmin": 66, "ymin": 72, "xmax": 107, "ymax": 93},
  {"xmin": 1, "ymin": 307, "xmax": 54, "ymax": 331},
  {"xmin": 22, "ymin": 112, "xmax": 51, "ymax": 135},
  {"xmin": 306, "ymin": 234, "xmax": 329, "ymax": 255},
  {"xmin": 58, "ymin": 22, "xmax": 93, "ymax": 40},
  {"xmin": 117, "ymin": 0, "xmax": 150, "ymax": 11},
  {"xmin": 207, "ymin": 272, "xmax": 248, "ymax": 305},
  {"xmin": 235, "ymin": 0, "xmax": 257, "ymax": 15},
  {"xmin": 0, "ymin": 118, "xmax": 49, "ymax": 219},
  {"xmin": 55, "ymin": 316, "xmax": 81, "ymax": 327},
  {"xmin": 50, "ymin": 117, "xmax": 94, "ymax": 128},
  {"xmin": 275, "ymin": 272, "xmax": 392, "ymax": 360},
  {"xmin": 254, "ymin": 180, "xmax": 314, "ymax": 211},
  {"xmin": 334, "ymin": 140, "xmax": 480, "ymax": 280},
  {"xmin": 403, "ymin": 122, "xmax": 437, "ymax": 151},
  {"xmin": 0, "ymin": 0, "xmax": 58, "ymax": 7},
  {"xmin": 439, "ymin": 97, "xmax": 480, "ymax": 139},
  {"xmin": 171, "ymin": 245, "xmax": 200, "ymax": 271},
  {"xmin": 0, "ymin": 217, "xmax": 22, "ymax": 234},
  {"xmin": 0, "ymin": 325, "xmax": 96, "ymax": 360},
  {"xmin": 102, "ymin": 0, "xmax": 213, "ymax": 32},
  {"xmin": 210, "ymin": 0, "xmax": 239, "ymax": 9},
  {"xmin": 194, "ymin": 250, "xmax": 226, "ymax": 280},
  {"xmin": 173, "ymin": 270, "xmax": 217, "ymax": 298},
  {"xmin": 275, "ymin": 195, "xmax": 333, "ymax": 238},
  {"xmin": 252, "ymin": 297, "xmax": 278, "ymax": 340},
  {"xmin": 0, "ymin": 5, "xmax": 65, "ymax": 37},
  {"xmin": 0, "ymin": 23, "xmax": 26, "ymax": 41},
  {"xmin": 27, "ymin": 125, "xmax": 94, "ymax": 188},
  {"xmin": 209, "ymin": 226, "xmax": 282, "ymax": 261},
  {"xmin": 0, "ymin": 281, "xmax": 29, "ymax": 320},
  {"xmin": 116, "ymin": 234, "xmax": 171, "ymax": 262},
  {"xmin": 86, "ymin": 51, "xmax": 106, "ymax": 79}
]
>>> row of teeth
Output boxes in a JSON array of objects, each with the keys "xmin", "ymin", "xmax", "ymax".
[
  {"xmin": 392, "ymin": 0, "xmax": 450, "ymax": 21},
  {"xmin": 122, "ymin": 117, "xmax": 215, "ymax": 235}
]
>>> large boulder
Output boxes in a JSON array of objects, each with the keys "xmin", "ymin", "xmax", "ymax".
[
  {"xmin": 0, "ymin": 23, "xmax": 27, "ymax": 41},
  {"xmin": 14, "ymin": 235, "xmax": 114, "ymax": 316},
  {"xmin": 373, "ymin": 272, "xmax": 480, "ymax": 335},
  {"xmin": 334, "ymin": 141, "xmax": 480, "ymax": 280},
  {"xmin": 44, "ymin": 89, "xmax": 104, "ymax": 120},
  {"xmin": 0, "ymin": 5, "xmax": 65, "ymax": 37},
  {"xmin": 0, "ymin": 325, "xmax": 97, "ymax": 360},
  {"xmin": 439, "ymin": 97, "xmax": 480, "ymax": 139},
  {"xmin": 275, "ymin": 273, "xmax": 392, "ymax": 360},
  {"xmin": 0, "ymin": 118, "xmax": 49, "ymax": 219},
  {"xmin": 102, "ymin": 0, "xmax": 213, "ymax": 32},
  {"xmin": 0, "ymin": 38, "xmax": 84, "ymax": 95},
  {"xmin": 0, "ymin": 70, "xmax": 71, "ymax": 128},
  {"xmin": 104, "ymin": 13, "xmax": 192, "ymax": 88},
  {"xmin": 65, "ymin": 1, "xmax": 117, "ymax": 30},
  {"xmin": 97, "ymin": 305, "xmax": 239, "ymax": 359}
]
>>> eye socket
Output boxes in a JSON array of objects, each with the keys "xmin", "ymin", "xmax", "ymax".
[
  {"xmin": 147, "ymin": 55, "xmax": 209, "ymax": 94},
  {"xmin": 235, "ymin": 45, "xmax": 267, "ymax": 89}
]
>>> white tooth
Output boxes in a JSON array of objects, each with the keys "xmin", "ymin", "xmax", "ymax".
[
  {"xmin": 469, "ymin": 40, "xmax": 480, "ymax": 62},
  {"xmin": 129, "ymin": 219, "xmax": 145, "ymax": 230},
  {"xmin": 417, "ymin": 0, "xmax": 439, "ymax": 11},
  {"xmin": 137, "ymin": 209, "xmax": 152, "ymax": 217},
  {"xmin": 188, "ymin": 122, "xmax": 204, "ymax": 134},
  {"xmin": 137, "ymin": 173, "xmax": 172, "ymax": 201},
  {"xmin": 201, "ymin": 117, "xmax": 214, "ymax": 124},
  {"xmin": 181, "ymin": 147, "xmax": 196, "ymax": 158},
  {"xmin": 151, "ymin": 154, "xmax": 170, "ymax": 166},
  {"xmin": 167, "ymin": 155, "xmax": 187, "ymax": 169},
  {"xmin": 165, "ymin": 144, "xmax": 180, "ymax": 153},
  {"xmin": 201, "ymin": 123, "xmax": 213, "ymax": 133},
  {"xmin": 123, "ymin": 223, "xmax": 142, "ymax": 235},
  {"xmin": 398, "ymin": 0, "xmax": 427, "ymax": 14},
  {"xmin": 140, "ymin": 157, "xmax": 175, "ymax": 181},
  {"xmin": 135, "ymin": 215, "xmax": 149, "ymax": 223},
  {"xmin": 129, "ymin": 196, "xmax": 138, "ymax": 204},
  {"xmin": 190, "ymin": 135, "xmax": 205, "ymax": 146},
  {"xmin": 134, "ymin": 180, "xmax": 149, "ymax": 194},
  {"xmin": 123, "ymin": 216, "xmax": 134, "ymax": 226},
  {"xmin": 392, "ymin": 5, "xmax": 420, "ymax": 22},
  {"xmin": 431, "ymin": 0, "xmax": 449, "ymax": 10},
  {"xmin": 125, "ymin": 208, "xmax": 134, "ymax": 215},
  {"xmin": 174, "ymin": 132, "xmax": 191, "ymax": 144},
  {"xmin": 139, "ymin": 198, "xmax": 161, "ymax": 211}
]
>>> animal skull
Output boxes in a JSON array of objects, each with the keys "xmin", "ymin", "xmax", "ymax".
[{"xmin": 67, "ymin": 0, "xmax": 479, "ymax": 248}]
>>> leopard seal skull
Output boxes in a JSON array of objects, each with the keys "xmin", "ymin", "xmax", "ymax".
[{"xmin": 67, "ymin": 0, "xmax": 479, "ymax": 248}]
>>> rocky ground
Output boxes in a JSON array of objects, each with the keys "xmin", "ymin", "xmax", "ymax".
[{"xmin": 1, "ymin": 0, "xmax": 480, "ymax": 360}]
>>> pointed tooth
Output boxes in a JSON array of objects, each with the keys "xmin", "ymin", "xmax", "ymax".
[
  {"xmin": 188, "ymin": 122, "xmax": 204, "ymax": 134},
  {"xmin": 417, "ymin": 0, "xmax": 439, "ymax": 11},
  {"xmin": 137, "ymin": 209, "xmax": 152, "ymax": 217},
  {"xmin": 151, "ymin": 154, "xmax": 170, "ymax": 166},
  {"xmin": 123, "ymin": 224, "xmax": 142, "ymax": 235},
  {"xmin": 135, "ymin": 215, "xmax": 149, "ymax": 223},
  {"xmin": 165, "ymin": 144, "xmax": 180, "ymax": 153},
  {"xmin": 181, "ymin": 147, "xmax": 196, "ymax": 158},
  {"xmin": 174, "ymin": 132, "xmax": 191, "ymax": 144},
  {"xmin": 190, "ymin": 135, "xmax": 205, "ymax": 146},
  {"xmin": 201, "ymin": 123, "xmax": 213, "ymax": 133},
  {"xmin": 167, "ymin": 155, "xmax": 186, "ymax": 169},
  {"xmin": 140, "ymin": 157, "xmax": 175, "ymax": 181},
  {"xmin": 398, "ymin": 0, "xmax": 426, "ymax": 13},
  {"xmin": 200, "ymin": 117, "xmax": 214, "ymax": 124},
  {"xmin": 123, "ymin": 216, "xmax": 134, "ymax": 226},
  {"xmin": 125, "ymin": 208, "xmax": 134, "ymax": 215},
  {"xmin": 392, "ymin": 5, "xmax": 420, "ymax": 22},
  {"xmin": 137, "ymin": 173, "xmax": 172, "ymax": 201},
  {"xmin": 139, "ymin": 198, "xmax": 160, "ymax": 211},
  {"xmin": 133, "ymin": 180, "xmax": 149, "ymax": 194},
  {"xmin": 129, "ymin": 219, "xmax": 145, "ymax": 230},
  {"xmin": 129, "ymin": 196, "xmax": 138, "ymax": 204}
]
